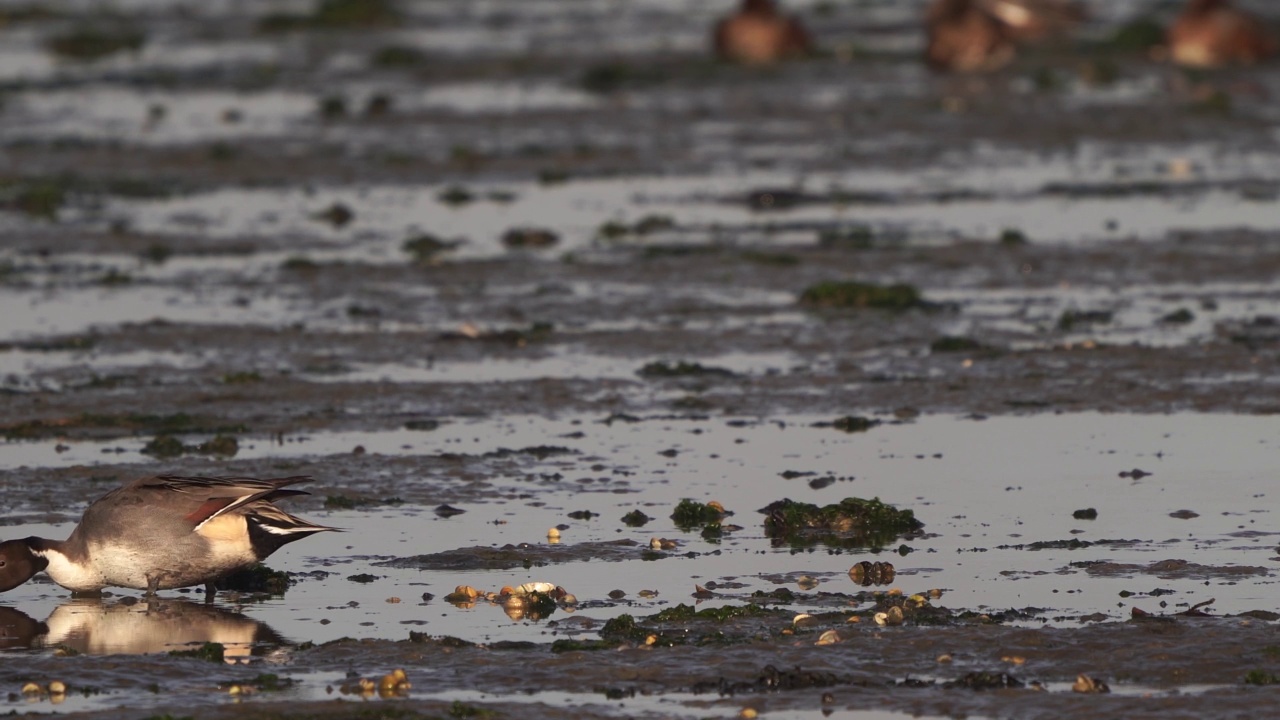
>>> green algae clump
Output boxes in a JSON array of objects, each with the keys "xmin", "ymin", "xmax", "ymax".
[
  {"xmin": 216, "ymin": 564, "xmax": 293, "ymax": 594},
  {"xmin": 799, "ymin": 281, "xmax": 922, "ymax": 310},
  {"xmin": 762, "ymin": 497, "xmax": 924, "ymax": 549},
  {"xmin": 671, "ymin": 499, "xmax": 728, "ymax": 531}
]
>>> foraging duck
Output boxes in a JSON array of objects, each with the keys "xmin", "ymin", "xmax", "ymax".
[
  {"xmin": 1167, "ymin": 0, "xmax": 1276, "ymax": 67},
  {"xmin": 925, "ymin": 0, "xmax": 1017, "ymax": 72},
  {"xmin": 713, "ymin": 0, "xmax": 813, "ymax": 65},
  {"xmin": 0, "ymin": 475, "xmax": 334, "ymax": 595}
]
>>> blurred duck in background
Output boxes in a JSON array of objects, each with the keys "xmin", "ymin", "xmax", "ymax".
[
  {"xmin": 977, "ymin": 0, "xmax": 1087, "ymax": 43},
  {"xmin": 925, "ymin": 0, "xmax": 1085, "ymax": 72},
  {"xmin": 1166, "ymin": 0, "xmax": 1276, "ymax": 67},
  {"xmin": 713, "ymin": 0, "xmax": 813, "ymax": 65},
  {"xmin": 924, "ymin": 0, "xmax": 1017, "ymax": 72}
]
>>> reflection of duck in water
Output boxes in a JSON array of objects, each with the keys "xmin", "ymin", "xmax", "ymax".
[
  {"xmin": 0, "ymin": 476, "xmax": 334, "ymax": 595},
  {"xmin": 44, "ymin": 597, "xmax": 285, "ymax": 659},
  {"xmin": 714, "ymin": 0, "xmax": 813, "ymax": 65},
  {"xmin": 1167, "ymin": 0, "xmax": 1276, "ymax": 67},
  {"xmin": 0, "ymin": 606, "xmax": 47, "ymax": 650},
  {"xmin": 1, "ymin": 598, "xmax": 284, "ymax": 659}
]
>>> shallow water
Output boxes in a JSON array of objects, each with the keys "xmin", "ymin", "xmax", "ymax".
[{"xmin": 4, "ymin": 413, "xmax": 1277, "ymax": 646}]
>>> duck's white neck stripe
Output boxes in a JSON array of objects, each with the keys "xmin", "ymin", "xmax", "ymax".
[{"xmin": 33, "ymin": 547, "xmax": 107, "ymax": 592}]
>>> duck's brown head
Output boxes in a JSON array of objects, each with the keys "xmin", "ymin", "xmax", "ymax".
[
  {"xmin": 742, "ymin": 0, "xmax": 779, "ymax": 16},
  {"xmin": 928, "ymin": 0, "xmax": 977, "ymax": 23},
  {"xmin": 1185, "ymin": 0, "xmax": 1230, "ymax": 14},
  {"xmin": 0, "ymin": 539, "xmax": 46, "ymax": 593}
]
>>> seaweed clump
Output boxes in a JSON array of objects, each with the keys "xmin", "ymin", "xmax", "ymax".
[
  {"xmin": 260, "ymin": 0, "xmax": 400, "ymax": 32},
  {"xmin": 798, "ymin": 281, "xmax": 922, "ymax": 310},
  {"xmin": 46, "ymin": 28, "xmax": 144, "ymax": 61},
  {"xmin": 761, "ymin": 497, "xmax": 924, "ymax": 549},
  {"xmin": 671, "ymin": 499, "xmax": 728, "ymax": 532},
  {"xmin": 637, "ymin": 361, "xmax": 735, "ymax": 379},
  {"xmin": 216, "ymin": 564, "xmax": 293, "ymax": 594}
]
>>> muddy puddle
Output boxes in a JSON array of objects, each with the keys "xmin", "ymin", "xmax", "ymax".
[{"xmin": 6, "ymin": 0, "xmax": 1280, "ymax": 717}]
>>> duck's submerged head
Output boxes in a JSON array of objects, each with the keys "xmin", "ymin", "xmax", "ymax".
[{"xmin": 0, "ymin": 539, "xmax": 47, "ymax": 593}]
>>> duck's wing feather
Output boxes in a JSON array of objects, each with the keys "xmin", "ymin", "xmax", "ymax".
[{"xmin": 140, "ymin": 475, "xmax": 315, "ymax": 528}]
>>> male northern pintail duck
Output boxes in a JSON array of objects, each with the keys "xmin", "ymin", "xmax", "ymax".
[
  {"xmin": 713, "ymin": 0, "xmax": 813, "ymax": 65},
  {"xmin": 0, "ymin": 475, "xmax": 334, "ymax": 595},
  {"xmin": 1167, "ymin": 0, "xmax": 1276, "ymax": 67},
  {"xmin": 925, "ymin": 0, "xmax": 1018, "ymax": 72}
]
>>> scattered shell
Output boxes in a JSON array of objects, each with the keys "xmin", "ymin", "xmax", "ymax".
[
  {"xmin": 21, "ymin": 683, "xmax": 40, "ymax": 695},
  {"xmin": 445, "ymin": 585, "xmax": 481, "ymax": 602},
  {"xmin": 47, "ymin": 681, "xmax": 66, "ymax": 695},
  {"xmin": 1072, "ymin": 674, "xmax": 1110, "ymax": 694},
  {"xmin": 937, "ymin": 653, "xmax": 953, "ymax": 663},
  {"xmin": 875, "ymin": 607, "xmax": 905, "ymax": 626},
  {"xmin": 740, "ymin": 708, "xmax": 758, "ymax": 719},
  {"xmin": 848, "ymin": 561, "xmax": 896, "ymax": 586},
  {"xmin": 816, "ymin": 630, "xmax": 841, "ymax": 645},
  {"xmin": 386, "ymin": 597, "xmax": 401, "ymax": 604},
  {"xmin": 707, "ymin": 501, "xmax": 726, "ymax": 513},
  {"xmin": 692, "ymin": 584, "xmax": 715, "ymax": 599},
  {"xmin": 379, "ymin": 670, "xmax": 408, "ymax": 692},
  {"xmin": 797, "ymin": 575, "xmax": 819, "ymax": 590},
  {"xmin": 928, "ymin": 588, "xmax": 943, "ymax": 599},
  {"xmin": 792, "ymin": 613, "xmax": 816, "ymax": 627},
  {"xmin": 638, "ymin": 589, "xmax": 659, "ymax": 598},
  {"xmin": 547, "ymin": 527, "xmax": 561, "ymax": 540},
  {"xmin": 645, "ymin": 634, "xmax": 658, "ymax": 646},
  {"xmin": 845, "ymin": 615, "xmax": 861, "ymax": 623},
  {"xmin": 1002, "ymin": 655, "xmax": 1026, "ymax": 666},
  {"xmin": 514, "ymin": 582, "xmax": 556, "ymax": 596},
  {"xmin": 649, "ymin": 538, "xmax": 678, "ymax": 550}
]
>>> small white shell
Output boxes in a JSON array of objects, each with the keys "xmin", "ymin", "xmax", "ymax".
[{"xmin": 815, "ymin": 630, "xmax": 841, "ymax": 646}]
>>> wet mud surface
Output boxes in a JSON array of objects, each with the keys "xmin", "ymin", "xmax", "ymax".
[{"xmin": 3, "ymin": 0, "xmax": 1280, "ymax": 718}]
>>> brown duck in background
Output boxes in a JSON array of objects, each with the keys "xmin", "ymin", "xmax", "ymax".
[
  {"xmin": 713, "ymin": 0, "xmax": 813, "ymax": 65},
  {"xmin": 924, "ymin": 0, "xmax": 1017, "ymax": 72},
  {"xmin": 1167, "ymin": 0, "xmax": 1276, "ymax": 67},
  {"xmin": 976, "ymin": 0, "xmax": 1087, "ymax": 43}
]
